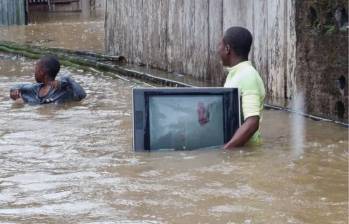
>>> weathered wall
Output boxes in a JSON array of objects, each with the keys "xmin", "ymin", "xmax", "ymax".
[
  {"xmin": 295, "ymin": 0, "xmax": 348, "ymax": 122},
  {"xmin": 105, "ymin": 0, "xmax": 296, "ymax": 99},
  {"xmin": 105, "ymin": 0, "xmax": 348, "ymax": 122},
  {"xmin": 0, "ymin": 0, "xmax": 26, "ymax": 26}
]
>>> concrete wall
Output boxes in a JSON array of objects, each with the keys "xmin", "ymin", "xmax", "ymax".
[
  {"xmin": 0, "ymin": 0, "xmax": 26, "ymax": 26},
  {"xmin": 295, "ymin": 0, "xmax": 348, "ymax": 122},
  {"xmin": 105, "ymin": 0, "xmax": 348, "ymax": 122}
]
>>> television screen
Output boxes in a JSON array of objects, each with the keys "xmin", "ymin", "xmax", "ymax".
[
  {"xmin": 149, "ymin": 95, "xmax": 224, "ymax": 150},
  {"xmin": 133, "ymin": 88, "xmax": 240, "ymax": 151}
]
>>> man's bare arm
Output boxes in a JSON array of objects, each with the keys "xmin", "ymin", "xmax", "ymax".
[{"xmin": 224, "ymin": 116, "xmax": 259, "ymax": 149}]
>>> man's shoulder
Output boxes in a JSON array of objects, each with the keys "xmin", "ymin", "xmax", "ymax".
[
  {"xmin": 237, "ymin": 66, "xmax": 261, "ymax": 85},
  {"xmin": 58, "ymin": 74, "xmax": 71, "ymax": 83},
  {"xmin": 225, "ymin": 62, "xmax": 264, "ymax": 89},
  {"xmin": 235, "ymin": 64, "xmax": 265, "ymax": 95},
  {"xmin": 58, "ymin": 75, "xmax": 77, "ymax": 90},
  {"xmin": 238, "ymin": 63, "xmax": 260, "ymax": 77}
]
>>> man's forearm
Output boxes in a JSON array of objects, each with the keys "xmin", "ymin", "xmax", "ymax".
[{"xmin": 224, "ymin": 116, "xmax": 259, "ymax": 149}]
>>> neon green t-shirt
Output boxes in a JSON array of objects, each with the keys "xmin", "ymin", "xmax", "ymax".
[{"xmin": 224, "ymin": 61, "xmax": 266, "ymax": 145}]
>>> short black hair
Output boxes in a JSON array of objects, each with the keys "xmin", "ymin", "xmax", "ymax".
[
  {"xmin": 38, "ymin": 55, "xmax": 60, "ymax": 80},
  {"xmin": 223, "ymin": 27, "xmax": 253, "ymax": 60}
]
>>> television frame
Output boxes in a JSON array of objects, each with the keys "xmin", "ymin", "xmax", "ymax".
[{"xmin": 133, "ymin": 87, "xmax": 241, "ymax": 151}]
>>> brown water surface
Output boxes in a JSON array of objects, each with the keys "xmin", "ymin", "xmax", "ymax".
[
  {"xmin": 0, "ymin": 53, "xmax": 348, "ymax": 224},
  {"xmin": 0, "ymin": 11, "xmax": 104, "ymax": 53},
  {"xmin": 0, "ymin": 11, "xmax": 348, "ymax": 224}
]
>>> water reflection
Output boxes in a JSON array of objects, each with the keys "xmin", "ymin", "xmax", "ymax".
[
  {"xmin": 0, "ymin": 54, "xmax": 347, "ymax": 223},
  {"xmin": 291, "ymin": 92, "xmax": 305, "ymax": 159}
]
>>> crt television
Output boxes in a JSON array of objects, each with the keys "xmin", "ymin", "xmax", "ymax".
[{"xmin": 133, "ymin": 88, "xmax": 241, "ymax": 151}]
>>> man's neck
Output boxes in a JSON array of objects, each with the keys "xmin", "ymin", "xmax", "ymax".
[
  {"xmin": 39, "ymin": 84, "xmax": 51, "ymax": 97},
  {"xmin": 39, "ymin": 80, "xmax": 57, "ymax": 97},
  {"xmin": 227, "ymin": 57, "xmax": 246, "ymax": 67},
  {"xmin": 42, "ymin": 80, "xmax": 55, "ymax": 87}
]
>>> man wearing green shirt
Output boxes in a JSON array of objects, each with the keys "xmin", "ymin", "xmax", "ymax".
[{"xmin": 218, "ymin": 26, "xmax": 266, "ymax": 149}]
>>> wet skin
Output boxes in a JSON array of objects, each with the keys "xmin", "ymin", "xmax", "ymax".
[
  {"xmin": 10, "ymin": 62, "xmax": 61, "ymax": 101},
  {"xmin": 217, "ymin": 38, "xmax": 260, "ymax": 149},
  {"xmin": 35, "ymin": 62, "xmax": 60, "ymax": 98}
]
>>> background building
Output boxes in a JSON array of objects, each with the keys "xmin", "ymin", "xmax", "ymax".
[
  {"xmin": 105, "ymin": 0, "xmax": 348, "ymax": 122},
  {"xmin": 0, "ymin": 0, "xmax": 106, "ymax": 25}
]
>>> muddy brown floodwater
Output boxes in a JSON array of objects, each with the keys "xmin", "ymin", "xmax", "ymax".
[
  {"xmin": 0, "ymin": 11, "xmax": 105, "ymax": 53},
  {"xmin": 0, "ymin": 11, "xmax": 348, "ymax": 224}
]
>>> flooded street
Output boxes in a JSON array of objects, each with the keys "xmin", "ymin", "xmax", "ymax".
[
  {"xmin": 0, "ymin": 11, "xmax": 348, "ymax": 224},
  {"xmin": 0, "ymin": 11, "xmax": 104, "ymax": 53},
  {"xmin": 0, "ymin": 53, "xmax": 348, "ymax": 224}
]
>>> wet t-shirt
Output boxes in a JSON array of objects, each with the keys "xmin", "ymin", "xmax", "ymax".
[
  {"xmin": 11, "ymin": 75, "xmax": 86, "ymax": 105},
  {"xmin": 224, "ymin": 61, "xmax": 266, "ymax": 145}
]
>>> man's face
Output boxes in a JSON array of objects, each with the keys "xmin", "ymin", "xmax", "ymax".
[
  {"xmin": 218, "ymin": 38, "xmax": 229, "ymax": 66},
  {"xmin": 34, "ymin": 63, "xmax": 45, "ymax": 83}
]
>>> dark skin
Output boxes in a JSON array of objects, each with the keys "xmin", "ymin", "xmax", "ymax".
[
  {"xmin": 218, "ymin": 38, "xmax": 260, "ymax": 149},
  {"xmin": 10, "ymin": 61, "xmax": 60, "ymax": 100},
  {"xmin": 35, "ymin": 62, "xmax": 60, "ymax": 97},
  {"xmin": 10, "ymin": 89, "xmax": 21, "ymax": 100}
]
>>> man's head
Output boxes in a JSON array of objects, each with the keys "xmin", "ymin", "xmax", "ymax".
[
  {"xmin": 35, "ymin": 55, "xmax": 60, "ymax": 83},
  {"xmin": 218, "ymin": 26, "xmax": 253, "ymax": 67}
]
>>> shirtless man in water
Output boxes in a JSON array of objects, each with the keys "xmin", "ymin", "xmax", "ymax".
[{"xmin": 10, "ymin": 55, "xmax": 86, "ymax": 104}]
